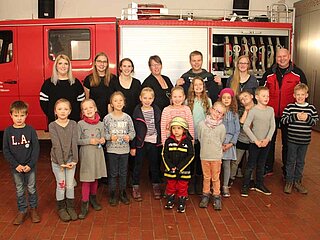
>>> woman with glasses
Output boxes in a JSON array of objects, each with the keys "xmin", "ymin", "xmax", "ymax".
[
  {"xmin": 142, "ymin": 55, "xmax": 173, "ymax": 112},
  {"xmin": 226, "ymin": 55, "xmax": 258, "ymax": 96},
  {"xmin": 83, "ymin": 52, "xmax": 117, "ymax": 120}
]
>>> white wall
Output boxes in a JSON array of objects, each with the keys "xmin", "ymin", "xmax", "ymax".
[{"xmin": 0, "ymin": 0, "xmax": 300, "ymax": 20}]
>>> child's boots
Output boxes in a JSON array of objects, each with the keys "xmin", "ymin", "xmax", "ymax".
[
  {"xmin": 165, "ymin": 194, "xmax": 175, "ymax": 209},
  {"xmin": 177, "ymin": 196, "xmax": 187, "ymax": 213},
  {"xmin": 78, "ymin": 201, "xmax": 89, "ymax": 219},
  {"xmin": 89, "ymin": 195, "xmax": 102, "ymax": 211},
  {"xmin": 199, "ymin": 194, "xmax": 210, "ymax": 208},
  {"xmin": 57, "ymin": 199, "xmax": 71, "ymax": 222},
  {"xmin": 213, "ymin": 195, "xmax": 222, "ymax": 211},
  {"xmin": 152, "ymin": 183, "xmax": 162, "ymax": 200},
  {"xmin": 66, "ymin": 198, "xmax": 78, "ymax": 221}
]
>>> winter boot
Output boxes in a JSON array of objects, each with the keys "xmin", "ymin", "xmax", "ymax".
[
  {"xmin": 188, "ymin": 176, "xmax": 196, "ymax": 195},
  {"xmin": 152, "ymin": 183, "xmax": 162, "ymax": 200},
  {"xmin": 109, "ymin": 191, "xmax": 118, "ymax": 206},
  {"xmin": 177, "ymin": 196, "xmax": 187, "ymax": 213},
  {"xmin": 66, "ymin": 198, "xmax": 78, "ymax": 221},
  {"xmin": 78, "ymin": 201, "xmax": 89, "ymax": 219},
  {"xmin": 199, "ymin": 194, "xmax": 210, "ymax": 208},
  {"xmin": 13, "ymin": 211, "xmax": 28, "ymax": 225},
  {"xmin": 89, "ymin": 195, "xmax": 102, "ymax": 211},
  {"xmin": 284, "ymin": 182, "xmax": 293, "ymax": 194},
  {"xmin": 120, "ymin": 190, "xmax": 130, "ymax": 205},
  {"xmin": 165, "ymin": 194, "xmax": 175, "ymax": 209},
  {"xmin": 132, "ymin": 185, "xmax": 142, "ymax": 201},
  {"xmin": 195, "ymin": 175, "xmax": 203, "ymax": 195},
  {"xmin": 56, "ymin": 200, "xmax": 71, "ymax": 222},
  {"xmin": 294, "ymin": 181, "xmax": 308, "ymax": 194},
  {"xmin": 30, "ymin": 208, "xmax": 41, "ymax": 223},
  {"xmin": 213, "ymin": 195, "xmax": 222, "ymax": 211}
]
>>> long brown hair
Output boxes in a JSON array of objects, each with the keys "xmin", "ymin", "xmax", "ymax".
[
  {"xmin": 218, "ymin": 92, "xmax": 238, "ymax": 114},
  {"xmin": 90, "ymin": 52, "xmax": 114, "ymax": 87},
  {"xmin": 230, "ymin": 55, "xmax": 250, "ymax": 95},
  {"xmin": 187, "ymin": 76, "xmax": 210, "ymax": 114}
]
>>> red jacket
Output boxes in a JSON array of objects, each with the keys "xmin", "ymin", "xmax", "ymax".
[{"xmin": 262, "ymin": 63, "xmax": 307, "ymax": 117}]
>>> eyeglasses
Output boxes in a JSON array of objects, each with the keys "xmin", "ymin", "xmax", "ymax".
[
  {"xmin": 213, "ymin": 108, "xmax": 224, "ymax": 116},
  {"xmin": 96, "ymin": 60, "xmax": 108, "ymax": 64},
  {"xmin": 150, "ymin": 63, "xmax": 161, "ymax": 67},
  {"xmin": 238, "ymin": 62, "xmax": 249, "ymax": 65}
]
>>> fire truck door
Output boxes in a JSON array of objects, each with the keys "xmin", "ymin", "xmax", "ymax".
[{"xmin": 0, "ymin": 28, "xmax": 18, "ymax": 130}]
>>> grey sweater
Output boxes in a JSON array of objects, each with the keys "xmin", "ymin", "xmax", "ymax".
[
  {"xmin": 49, "ymin": 120, "xmax": 79, "ymax": 165},
  {"xmin": 198, "ymin": 121, "xmax": 226, "ymax": 161},
  {"xmin": 243, "ymin": 106, "xmax": 276, "ymax": 143}
]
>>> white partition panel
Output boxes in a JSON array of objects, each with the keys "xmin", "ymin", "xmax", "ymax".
[{"xmin": 120, "ymin": 27, "xmax": 208, "ymax": 84}]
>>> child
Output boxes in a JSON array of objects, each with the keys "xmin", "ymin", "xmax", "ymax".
[
  {"xmin": 241, "ymin": 87, "xmax": 276, "ymax": 197},
  {"xmin": 78, "ymin": 99, "xmax": 107, "ymax": 219},
  {"xmin": 186, "ymin": 76, "xmax": 212, "ymax": 194},
  {"xmin": 198, "ymin": 101, "xmax": 226, "ymax": 210},
  {"xmin": 281, "ymin": 83, "xmax": 319, "ymax": 194},
  {"xmin": 104, "ymin": 91, "xmax": 135, "ymax": 206},
  {"xmin": 49, "ymin": 98, "xmax": 78, "ymax": 221},
  {"xmin": 219, "ymin": 88, "xmax": 240, "ymax": 197},
  {"xmin": 3, "ymin": 101, "xmax": 40, "ymax": 225},
  {"xmin": 229, "ymin": 90, "xmax": 255, "ymax": 186},
  {"xmin": 161, "ymin": 86, "xmax": 194, "ymax": 145},
  {"xmin": 162, "ymin": 117, "xmax": 194, "ymax": 213},
  {"xmin": 131, "ymin": 87, "xmax": 162, "ymax": 201}
]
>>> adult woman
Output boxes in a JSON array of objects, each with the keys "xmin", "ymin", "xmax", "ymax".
[
  {"xmin": 226, "ymin": 55, "xmax": 258, "ymax": 96},
  {"xmin": 83, "ymin": 52, "xmax": 116, "ymax": 120},
  {"xmin": 112, "ymin": 58, "xmax": 141, "ymax": 116},
  {"xmin": 142, "ymin": 55, "xmax": 173, "ymax": 112},
  {"xmin": 40, "ymin": 54, "xmax": 85, "ymax": 123}
]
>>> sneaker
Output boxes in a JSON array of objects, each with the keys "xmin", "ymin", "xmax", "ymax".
[
  {"xmin": 199, "ymin": 195, "xmax": 210, "ymax": 208},
  {"xmin": 165, "ymin": 194, "xmax": 175, "ymax": 209},
  {"xmin": 228, "ymin": 179, "xmax": 234, "ymax": 188},
  {"xmin": 177, "ymin": 196, "xmax": 187, "ymax": 213},
  {"xmin": 30, "ymin": 208, "xmax": 41, "ymax": 223},
  {"xmin": 213, "ymin": 195, "xmax": 222, "ymax": 211},
  {"xmin": 255, "ymin": 185, "xmax": 271, "ymax": 195},
  {"xmin": 222, "ymin": 186, "xmax": 230, "ymax": 198},
  {"xmin": 132, "ymin": 185, "xmax": 142, "ymax": 202},
  {"xmin": 241, "ymin": 186, "xmax": 249, "ymax": 197},
  {"xmin": 152, "ymin": 184, "xmax": 162, "ymax": 200},
  {"xmin": 13, "ymin": 211, "xmax": 28, "ymax": 225},
  {"xmin": 294, "ymin": 181, "xmax": 308, "ymax": 194},
  {"xmin": 284, "ymin": 182, "xmax": 293, "ymax": 194},
  {"xmin": 249, "ymin": 180, "xmax": 256, "ymax": 191}
]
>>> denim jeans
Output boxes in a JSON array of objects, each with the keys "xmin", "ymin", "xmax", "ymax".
[
  {"xmin": 132, "ymin": 142, "xmax": 160, "ymax": 185},
  {"xmin": 107, "ymin": 153, "xmax": 128, "ymax": 192},
  {"xmin": 286, "ymin": 142, "xmax": 309, "ymax": 183},
  {"xmin": 51, "ymin": 161, "xmax": 76, "ymax": 201},
  {"xmin": 12, "ymin": 169, "xmax": 38, "ymax": 212},
  {"xmin": 243, "ymin": 143, "xmax": 270, "ymax": 187}
]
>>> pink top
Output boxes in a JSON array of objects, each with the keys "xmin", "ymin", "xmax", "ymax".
[{"xmin": 160, "ymin": 105, "xmax": 194, "ymax": 145}]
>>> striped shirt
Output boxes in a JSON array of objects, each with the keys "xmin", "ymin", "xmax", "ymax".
[
  {"xmin": 142, "ymin": 108, "xmax": 157, "ymax": 143},
  {"xmin": 281, "ymin": 102, "xmax": 319, "ymax": 145}
]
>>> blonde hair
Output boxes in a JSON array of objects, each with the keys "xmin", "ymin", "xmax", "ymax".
[
  {"xmin": 170, "ymin": 86, "xmax": 185, "ymax": 105},
  {"xmin": 212, "ymin": 101, "xmax": 227, "ymax": 114},
  {"xmin": 294, "ymin": 83, "xmax": 308, "ymax": 94},
  {"xmin": 80, "ymin": 99, "xmax": 97, "ymax": 111},
  {"xmin": 110, "ymin": 91, "xmax": 126, "ymax": 110},
  {"xmin": 187, "ymin": 76, "xmax": 210, "ymax": 114},
  {"xmin": 51, "ymin": 54, "xmax": 75, "ymax": 85},
  {"xmin": 140, "ymin": 87, "xmax": 155, "ymax": 98},
  {"xmin": 230, "ymin": 55, "xmax": 251, "ymax": 95},
  {"xmin": 255, "ymin": 86, "xmax": 269, "ymax": 95},
  {"xmin": 90, "ymin": 52, "xmax": 114, "ymax": 87}
]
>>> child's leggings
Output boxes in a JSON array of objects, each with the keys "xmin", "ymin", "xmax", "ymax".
[{"xmin": 81, "ymin": 180, "xmax": 98, "ymax": 202}]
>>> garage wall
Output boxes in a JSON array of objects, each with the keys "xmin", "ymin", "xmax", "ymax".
[{"xmin": 0, "ymin": 0, "xmax": 299, "ymax": 20}]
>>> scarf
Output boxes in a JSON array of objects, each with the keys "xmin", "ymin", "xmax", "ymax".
[
  {"xmin": 204, "ymin": 115, "xmax": 222, "ymax": 129},
  {"xmin": 82, "ymin": 113, "xmax": 100, "ymax": 125}
]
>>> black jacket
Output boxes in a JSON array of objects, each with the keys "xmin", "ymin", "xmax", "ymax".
[
  {"xmin": 131, "ymin": 104, "xmax": 162, "ymax": 148},
  {"xmin": 162, "ymin": 134, "xmax": 194, "ymax": 180}
]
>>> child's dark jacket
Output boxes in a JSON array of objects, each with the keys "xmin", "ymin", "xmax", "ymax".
[
  {"xmin": 131, "ymin": 104, "xmax": 162, "ymax": 148},
  {"xmin": 162, "ymin": 134, "xmax": 194, "ymax": 180}
]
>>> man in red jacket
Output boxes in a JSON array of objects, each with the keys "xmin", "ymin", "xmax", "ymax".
[{"xmin": 260, "ymin": 48, "xmax": 307, "ymax": 177}]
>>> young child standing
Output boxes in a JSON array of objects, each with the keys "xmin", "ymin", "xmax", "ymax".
[
  {"xmin": 281, "ymin": 83, "xmax": 319, "ymax": 194},
  {"xmin": 229, "ymin": 90, "xmax": 255, "ymax": 186},
  {"xmin": 49, "ymin": 98, "xmax": 78, "ymax": 221},
  {"xmin": 241, "ymin": 87, "xmax": 276, "ymax": 197},
  {"xmin": 198, "ymin": 101, "xmax": 226, "ymax": 210},
  {"xmin": 104, "ymin": 91, "xmax": 135, "ymax": 206},
  {"xmin": 3, "ymin": 101, "xmax": 40, "ymax": 225},
  {"xmin": 78, "ymin": 99, "xmax": 107, "ymax": 219},
  {"xmin": 219, "ymin": 88, "xmax": 240, "ymax": 197},
  {"xmin": 162, "ymin": 117, "xmax": 194, "ymax": 213},
  {"xmin": 161, "ymin": 86, "xmax": 194, "ymax": 145},
  {"xmin": 131, "ymin": 87, "xmax": 162, "ymax": 201},
  {"xmin": 186, "ymin": 76, "xmax": 212, "ymax": 195}
]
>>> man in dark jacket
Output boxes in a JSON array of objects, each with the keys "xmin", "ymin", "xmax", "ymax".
[{"xmin": 260, "ymin": 48, "xmax": 307, "ymax": 177}]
